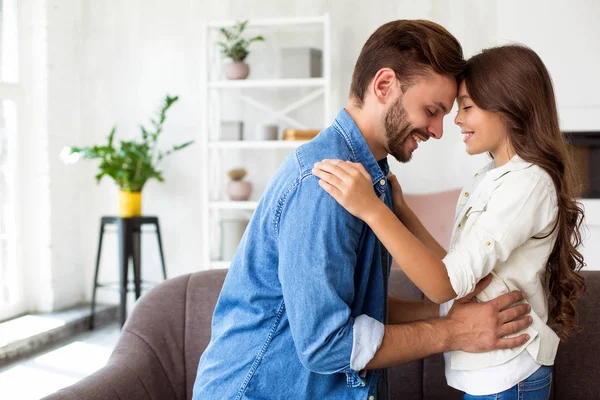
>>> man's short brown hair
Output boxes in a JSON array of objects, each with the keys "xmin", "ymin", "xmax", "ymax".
[{"xmin": 350, "ymin": 20, "xmax": 465, "ymax": 106}]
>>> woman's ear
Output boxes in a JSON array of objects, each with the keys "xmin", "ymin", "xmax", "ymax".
[{"xmin": 371, "ymin": 68, "xmax": 399, "ymax": 104}]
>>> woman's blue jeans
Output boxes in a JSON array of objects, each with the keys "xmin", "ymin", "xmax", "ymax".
[{"xmin": 463, "ymin": 365, "xmax": 552, "ymax": 400}]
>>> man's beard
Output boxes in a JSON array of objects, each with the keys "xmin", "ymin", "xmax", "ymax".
[{"xmin": 384, "ymin": 97, "xmax": 423, "ymax": 163}]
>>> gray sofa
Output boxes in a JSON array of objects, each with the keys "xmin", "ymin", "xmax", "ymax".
[{"xmin": 44, "ymin": 269, "xmax": 600, "ymax": 399}]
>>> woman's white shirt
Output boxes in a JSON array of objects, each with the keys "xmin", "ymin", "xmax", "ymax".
[{"xmin": 440, "ymin": 155, "xmax": 560, "ymax": 394}]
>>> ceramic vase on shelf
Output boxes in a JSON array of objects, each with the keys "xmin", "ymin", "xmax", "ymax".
[
  {"xmin": 227, "ymin": 180, "xmax": 252, "ymax": 201},
  {"xmin": 254, "ymin": 124, "xmax": 278, "ymax": 141},
  {"xmin": 227, "ymin": 168, "xmax": 252, "ymax": 201},
  {"xmin": 225, "ymin": 62, "xmax": 250, "ymax": 80}
]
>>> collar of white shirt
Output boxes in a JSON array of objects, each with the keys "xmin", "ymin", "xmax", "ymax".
[{"xmin": 480, "ymin": 154, "xmax": 534, "ymax": 181}]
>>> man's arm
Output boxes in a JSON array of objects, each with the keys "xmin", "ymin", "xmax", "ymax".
[
  {"xmin": 367, "ymin": 280, "xmax": 533, "ymax": 369},
  {"xmin": 388, "ymin": 296, "xmax": 438, "ymax": 324},
  {"xmin": 277, "ymin": 175, "xmax": 375, "ymax": 375},
  {"xmin": 387, "ymin": 274, "xmax": 495, "ymax": 325}
]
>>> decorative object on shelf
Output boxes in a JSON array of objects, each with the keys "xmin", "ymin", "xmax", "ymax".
[
  {"xmin": 221, "ymin": 121, "xmax": 244, "ymax": 141},
  {"xmin": 283, "ymin": 129, "xmax": 320, "ymax": 141},
  {"xmin": 218, "ymin": 20, "xmax": 264, "ymax": 80},
  {"xmin": 280, "ymin": 47, "xmax": 323, "ymax": 79},
  {"xmin": 254, "ymin": 124, "xmax": 278, "ymax": 140},
  {"xmin": 221, "ymin": 217, "xmax": 250, "ymax": 261},
  {"xmin": 227, "ymin": 168, "xmax": 252, "ymax": 201},
  {"xmin": 62, "ymin": 95, "xmax": 194, "ymax": 217}
]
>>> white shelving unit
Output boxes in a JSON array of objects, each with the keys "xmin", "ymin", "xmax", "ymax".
[{"xmin": 202, "ymin": 15, "xmax": 331, "ymax": 270}]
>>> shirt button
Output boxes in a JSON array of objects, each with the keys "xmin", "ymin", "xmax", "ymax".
[
  {"xmin": 474, "ymin": 173, "xmax": 479, "ymax": 177},
  {"xmin": 464, "ymin": 191, "xmax": 469, "ymax": 197},
  {"xmin": 486, "ymin": 241, "xmax": 491, "ymax": 246},
  {"xmin": 458, "ymin": 223, "xmax": 462, "ymax": 228},
  {"xmin": 379, "ymin": 179, "xmax": 386, "ymax": 186},
  {"xmin": 369, "ymin": 396, "xmax": 375, "ymax": 400}
]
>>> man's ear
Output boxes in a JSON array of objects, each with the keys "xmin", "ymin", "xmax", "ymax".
[{"xmin": 371, "ymin": 68, "xmax": 399, "ymax": 104}]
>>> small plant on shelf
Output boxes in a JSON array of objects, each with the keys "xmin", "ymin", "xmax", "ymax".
[
  {"xmin": 217, "ymin": 20, "xmax": 264, "ymax": 80},
  {"xmin": 227, "ymin": 168, "xmax": 252, "ymax": 201}
]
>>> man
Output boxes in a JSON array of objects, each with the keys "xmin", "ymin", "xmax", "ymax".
[{"xmin": 193, "ymin": 20, "xmax": 532, "ymax": 399}]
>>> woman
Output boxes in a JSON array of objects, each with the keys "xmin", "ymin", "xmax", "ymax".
[{"xmin": 312, "ymin": 45, "xmax": 585, "ymax": 399}]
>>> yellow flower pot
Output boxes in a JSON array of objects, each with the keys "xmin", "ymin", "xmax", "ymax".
[{"xmin": 119, "ymin": 191, "xmax": 142, "ymax": 218}]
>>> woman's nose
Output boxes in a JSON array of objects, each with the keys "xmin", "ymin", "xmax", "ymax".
[{"xmin": 454, "ymin": 112, "xmax": 462, "ymax": 126}]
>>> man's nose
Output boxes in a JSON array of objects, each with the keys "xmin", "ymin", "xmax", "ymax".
[{"xmin": 428, "ymin": 119, "xmax": 443, "ymax": 139}]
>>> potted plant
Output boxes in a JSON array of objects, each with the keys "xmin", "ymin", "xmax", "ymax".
[
  {"xmin": 217, "ymin": 20, "xmax": 264, "ymax": 80},
  {"xmin": 227, "ymin": 168, "xmax": 252, "ymax": 201},
  {"xmin": 62, "ymin": 95, "xmax": 194, "ymax": 217}
]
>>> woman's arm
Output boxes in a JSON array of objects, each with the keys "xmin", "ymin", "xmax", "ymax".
[
  {"xmin": 395, "ymin": 204, "xmax": 448, "ymax": 259},
  {"xmin": 387, "ymin": 173, "xmax": 447, "ymax": 259},
  {"xmin": 312, "ymin": 160, "xmax": 456, "ymax": 303},
  {"xmin": 366, "ymin": 201, "xmax": 456, "ymax": 303}
]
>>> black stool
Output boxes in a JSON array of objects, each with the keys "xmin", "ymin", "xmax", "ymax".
[{"xmin": 90, "ymin": 216, "xmax": 167, "ymax": 329}]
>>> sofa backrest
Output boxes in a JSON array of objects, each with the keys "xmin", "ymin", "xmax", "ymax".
[
  {"xmin": 184, "ymin": 270, "xmax": 228, "ymax": 398},
  {"xmin": 551, "ymin": 269, "xmax": 600, "ymax": 399},
  {"xmin": 404, "ymin": 189, "xmax": 462, "ymax": 250}
]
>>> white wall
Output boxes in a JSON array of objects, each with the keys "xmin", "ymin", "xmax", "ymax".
[
  {"xmin": 492, "ymin": 0, "xmax": 600, "ymax": 272},
  {"xmin": 17, "ymin": 0, "xmax": 89, "ymax": 313},
  {"xmin": 496, "ymin": 0, "xmax": 600, "ymax": 132},
  {"xmin": 45, "ymin": 0, "xmax": 89, "ymax": 310},
  {"xmin": 18, "ymin": 0, "xmax": 53, "ymax": 313},
  {"xmin": 34, "ymin": 0, "xmax": 600, "ymax": 310}
]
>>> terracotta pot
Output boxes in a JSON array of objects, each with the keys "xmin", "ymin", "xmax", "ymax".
[
  {"xmin": 225, "ymin": 62, "xmax": 250, "ymax": 80},
  {"xmin": 227, "ymin": 180, "xmax": 252, "ymax": 201}
]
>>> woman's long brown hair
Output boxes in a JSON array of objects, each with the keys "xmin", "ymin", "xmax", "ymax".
[{"xmin": 464, "ymin": 45, "xmax": 586, "ymax": 340}]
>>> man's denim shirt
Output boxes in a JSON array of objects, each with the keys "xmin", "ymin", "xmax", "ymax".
[{"xmin": 193, "ymin": 109, "xmax": 393, "ymax": 400}]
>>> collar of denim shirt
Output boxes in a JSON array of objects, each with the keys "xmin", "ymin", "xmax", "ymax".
[{"xmin": 333, "ymin": 108, "xmax": 390, "ymax": 197}]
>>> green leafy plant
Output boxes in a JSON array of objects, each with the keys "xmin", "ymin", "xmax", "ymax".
[
  {"xmin": 63, "ymin": 95, "xmax": 194, "ymax": 192},
  {"xmin": 217, "ymin": 20, "xmax": 264, "ymax": 62}
]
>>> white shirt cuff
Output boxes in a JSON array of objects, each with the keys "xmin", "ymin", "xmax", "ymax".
[{"xmin": 350, "ymin": 314, "xmax": 384, "ymax": 372}]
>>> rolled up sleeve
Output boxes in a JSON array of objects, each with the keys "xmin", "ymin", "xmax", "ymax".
[
  {"xmin": 443, "ymin": 171, "xmax": 558, "ymax": 299},
  {"xmin": 351, "ymin": 315, "xmax": 385, "ymax": 372},
  {"xmin": 277, "ymin": 175, "xmax": 383, "ymax": 381}
]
